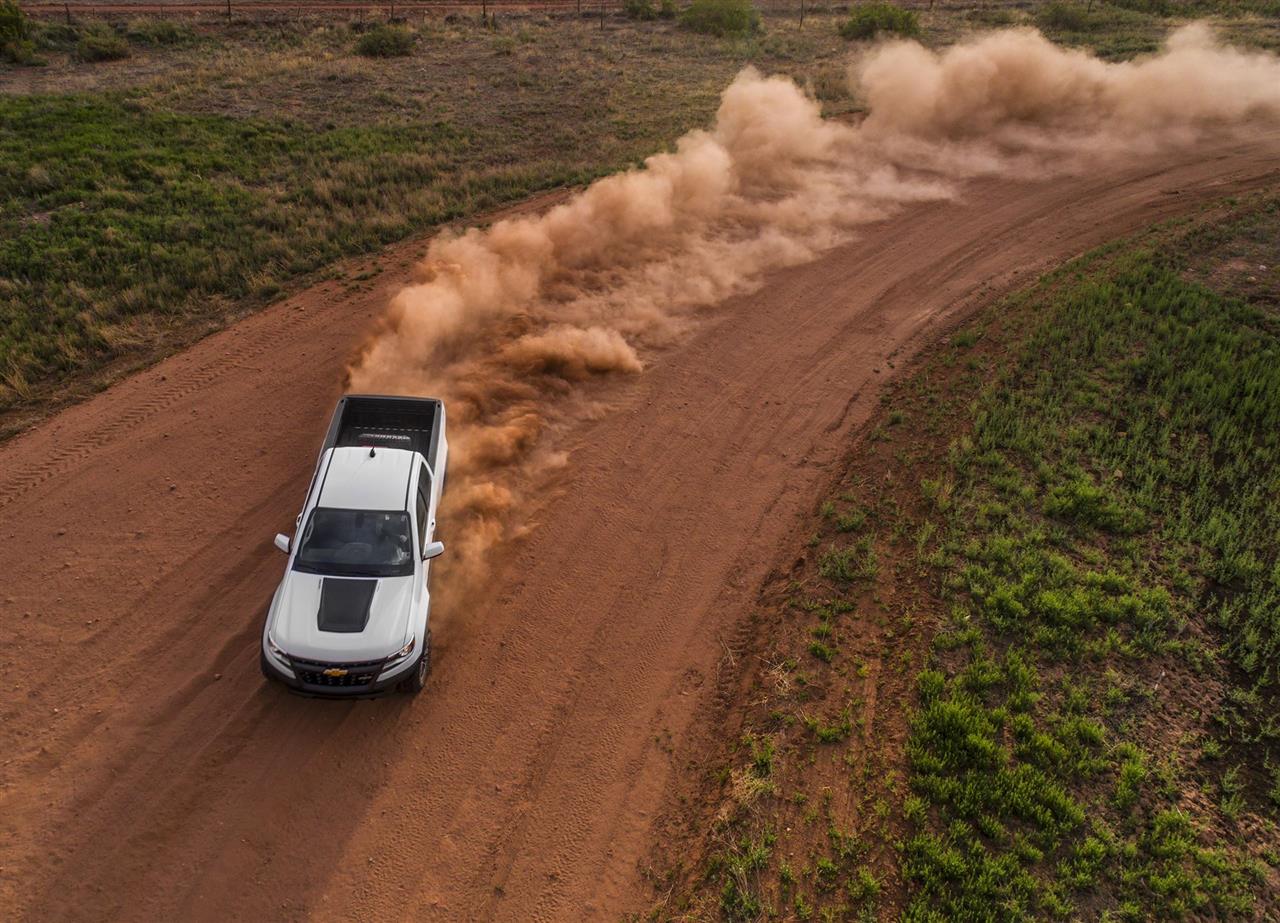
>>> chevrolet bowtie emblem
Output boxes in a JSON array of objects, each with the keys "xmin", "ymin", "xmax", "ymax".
[{"xmin": 323, "ymin": 667, "xmax": 349, "ymax": 678}]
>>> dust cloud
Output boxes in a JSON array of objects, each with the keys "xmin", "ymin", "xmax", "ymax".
[{"xmin": 346, "ymin": 24, "xmax": 1280, "ymax": 604}]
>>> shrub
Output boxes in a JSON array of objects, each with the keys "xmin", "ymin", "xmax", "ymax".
[
  {"xmin": 76, "ymin": 27, "xmax": 130, "ymax": 62},
  {"xmin": 1107, "ymin": 0, "xmax": 1172, "ymax": 13},
  {"xmin": 1, "ymin": 0, "xmax": 40, "ymax": 64},
  {"xmin": 839, "ymin": 2, "xmax": 919, "ymax": 40},
  {"xmin": 125, "ymin": 18, "xmax": 196, "ymax": 46},
  {"xmin": 680, "ymin": 0, "xmax": 760, "ymax": 37},
  {"xmin": 1036, "ymin": 1, "xmax": 1091, "ymax": 31},
  {"xmin": 32, "ymin": 21, "xmax": 78, "ymax": 52},
  {"xmin": 0, "ymin": 0, "xmax": 27, "ymax": 42},
  {"xmin": 624, "ymin": 0, "xmax": 658, "ymax": 19},
  {"xmin": 354, "ymin": 23, "xmax": 415, "ymax": 58},
  {"xmin": 659, "ymin": 0, "xmax": 678, "ymax": 17}
]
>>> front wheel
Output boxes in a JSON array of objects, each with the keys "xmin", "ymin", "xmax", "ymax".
[
  {"xmin": 397, "ymin": 629, "xmax": 432, "ymax": 694},
  {"xmin": 260, "ymin": 650, "xmax": 276, "ymax": 683}
]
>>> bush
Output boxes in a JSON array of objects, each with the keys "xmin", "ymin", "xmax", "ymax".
[
  {"xmin": 125, "ymin": 18, "xmax": 196, "ymax": 46},
  {"xmin": 680, "ymin": 0, "xmax": 760, "ymax": 37},
  {"xmin": 32, "ymin": 21, "xmax": 77, "ymax": 52},
  {"xmin": 1107, "ymin": 0, "xmax": 1172, "ymax": 13},
  {"xmin": 0, "ymin": 0, "xmax": 27, "ymax": 42},
  {"xmin": 1, "ymin": 0, "xmax": 40, "ymax": 64},
  {"xmin": 659, "ymin": 0, "xmax": 678, "ymax": 17},
  {"xmin": 1036, "ymin": 1, "xmax": 1091, "ymax": 31},
  {"xmin": 76, "ymin": 27, "xmax": 130, "ymax": 62},
  {"xmin": 840, "ymin": 1, "xmax": 919, "ymax": 40},
  {"xmin": 354, "ymin": 23, "xmax": 415, "ymax": 58},
  {"xmin": 624, "ymin": 0, "xmax": 658, "ymax": 19}
]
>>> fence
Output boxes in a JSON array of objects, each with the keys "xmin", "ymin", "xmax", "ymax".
[
  {"xmin": 20, "ymin": 0, "xmax": 633, "ymax": 17},
  {"xmin": 20, "ymin": 0, "xmax": 991, "ymax": 20}
]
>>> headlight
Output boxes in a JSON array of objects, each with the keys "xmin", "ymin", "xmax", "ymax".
[
  {"xmin": 266, "ymin": 634, "xmax": 289, "ymax": 662},
  {"xmin": 385, "ymin": 636, "xmax": 415, "ymax": 663}
]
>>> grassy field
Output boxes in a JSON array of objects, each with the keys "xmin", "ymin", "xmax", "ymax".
[
  {"xmin": 3, "ymin": 8, "xmax": 852, "ymax": 430},
  {"xmin": 4, "ymin": 0, "xmax": 1280, "ymax": 434},
  {"xmin": 649, "ymin": 194, "xmax": 1280, "ymax": 920}
]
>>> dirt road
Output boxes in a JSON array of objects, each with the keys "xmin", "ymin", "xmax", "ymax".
[{"xmin": 1, "ymin": 135, "xmax": 1277, "ymax": 922}]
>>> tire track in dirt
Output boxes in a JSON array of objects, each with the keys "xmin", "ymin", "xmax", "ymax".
[{"xmin": 0, "ymin": 137, "xmax": 1276, "ymax": 922}]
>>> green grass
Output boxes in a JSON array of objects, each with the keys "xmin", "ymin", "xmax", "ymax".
[
  {"xmin": 1, "ymin": 94, "xmax": 556, "ymax": 402},
  {"xmin": 901, "ymin": 203, "xmax": 1280, "ymax": 918}
]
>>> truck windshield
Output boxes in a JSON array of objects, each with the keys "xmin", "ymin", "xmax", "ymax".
[{"xmin": 293, "ymin": 508, "xmax": 415, "ymax": 578}]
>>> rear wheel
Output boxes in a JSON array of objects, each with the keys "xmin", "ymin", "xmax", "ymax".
[{"xmin": 398, "ymin": 629, "xmax": 432, "ymax": 694}]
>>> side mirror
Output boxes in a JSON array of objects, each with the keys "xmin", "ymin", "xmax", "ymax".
[
  {"xmin": 422, "ymin": 540, "xmax": 445, "ymax": 561},
  {"xmin": 274, "ymin": 533, "xmax": 292, "ymax": 554}
]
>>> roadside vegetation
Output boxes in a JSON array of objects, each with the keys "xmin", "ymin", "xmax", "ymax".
[
  {"xmin": 649, "ymin": 194, "xmax": 1280, "ymax": 918},
  {"xmin": 2, "ymin": 1, "xmax": 1279, "ymax": 433}
]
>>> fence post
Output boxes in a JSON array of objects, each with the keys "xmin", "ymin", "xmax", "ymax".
[
  {"xmin": 225, "ymin": 0, "xmax": 231, "ymax": 23},
  {"xmin": 64, "ymin": 1, "xmax": 71, "ymax": 24}
]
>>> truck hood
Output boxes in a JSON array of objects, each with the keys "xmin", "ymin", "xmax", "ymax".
[{"xmin": 269, "ymin": 570, "xmax": 415, "ymax": 662}]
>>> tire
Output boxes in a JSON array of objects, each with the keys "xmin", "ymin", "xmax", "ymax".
[
  {"xmin": 260, "ymin": 650, "xmax": 277, "ymax": 683},
  {"xmin": 398, "ymin": 629, "xmax": 432, "ymax": 695}
]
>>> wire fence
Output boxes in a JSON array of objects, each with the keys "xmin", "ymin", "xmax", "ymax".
[
  {"xmin": 20, "ymin": 0, "xmax": 635, "ymax": 17},
  {"xmin": 19, "ymin": 0, "xmax": 994, "ymax": 20}
]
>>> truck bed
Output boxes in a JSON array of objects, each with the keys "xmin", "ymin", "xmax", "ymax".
[{"xmin": 322, "ymin": 394, "xmax": 445, "ymax": 470}]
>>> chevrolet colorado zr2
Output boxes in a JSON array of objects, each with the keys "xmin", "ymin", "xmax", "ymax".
[{"xmin": 261, "ymin": 394, "xmax": 448, "ymax": 696}]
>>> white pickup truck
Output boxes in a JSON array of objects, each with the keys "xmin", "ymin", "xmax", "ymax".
[{"xmin": 260, "ymin": 394, "xmax": 448, "ymax": 696}]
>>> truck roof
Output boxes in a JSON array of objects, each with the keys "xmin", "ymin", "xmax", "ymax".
[{"xmin": 316, "ymin": 446, "xmax": 416, "ymax": 511}]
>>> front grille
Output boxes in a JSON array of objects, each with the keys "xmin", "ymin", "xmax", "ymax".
[
  {"xmin": 290, "ymin": 655, "xmax": 386, "ymax": 688},
  {"xmin": 291, "ymin": 655, "xmax": 385, "ymax": 669},
  {"xmin": 295, "ymin": 668, "xmax": 380, "ymax": 687}
]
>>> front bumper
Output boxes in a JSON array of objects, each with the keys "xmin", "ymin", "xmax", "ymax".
[{"xmin": 260, "ymin": 646, "xmax": 413, "ymax": 698}]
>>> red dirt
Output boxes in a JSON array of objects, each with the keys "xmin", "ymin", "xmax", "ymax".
[{"xmin": 1, "ymin": 134, "xmax": 1277, "ymax": 922}]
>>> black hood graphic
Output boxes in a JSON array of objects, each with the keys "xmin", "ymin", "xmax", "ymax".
[{"xmin": 317, "ymin": 578, "xmax": 377, "ymax": 633}]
